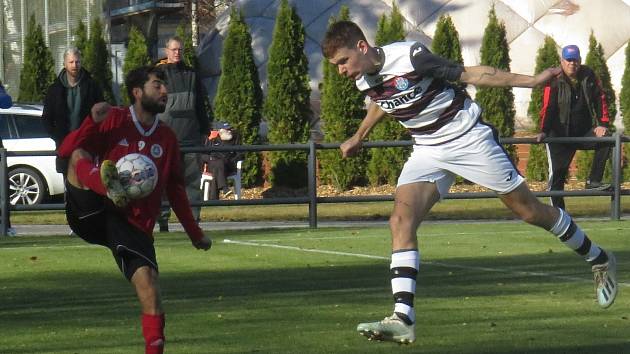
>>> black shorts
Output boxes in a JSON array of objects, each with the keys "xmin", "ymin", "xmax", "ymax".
[{"xmin": 65, "ymin": 182, "xmax": 158, "ymax": 280}]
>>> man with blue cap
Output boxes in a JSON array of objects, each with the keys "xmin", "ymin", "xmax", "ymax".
[{"xmin": 537, "ymin": 44, "xmax": 612, "ymax": 210}]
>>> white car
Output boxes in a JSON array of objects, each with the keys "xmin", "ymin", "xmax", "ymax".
[{"xmin": 0, "ymin": 104, "xmax": 65, "ymax": 205}]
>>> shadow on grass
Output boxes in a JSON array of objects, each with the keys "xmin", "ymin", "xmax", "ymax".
[{"xmin": 4, "ymin": 248, "xmax": 628, "ymax": 311}]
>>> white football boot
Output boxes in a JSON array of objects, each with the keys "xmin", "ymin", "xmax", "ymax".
[
  {"xmin": 592, "ymin": 251, "xmax": 617, "ymax": 308},
  {"xmin": 357, "ymin": 313, "xmax": 415, "ymax": 344}
]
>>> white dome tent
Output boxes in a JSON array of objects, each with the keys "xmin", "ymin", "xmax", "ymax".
[{"xmin": 197, "ymin": 0, "xmax": 630, "ymax": 130}]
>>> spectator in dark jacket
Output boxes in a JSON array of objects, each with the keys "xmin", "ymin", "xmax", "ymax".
[
  {"xmin": 0, "ymin": 80, "xmax": 12, "ymax": 108},
  {"xmin": 201, "ymin": 123, "xmax": 243, "ymax": 199},
  {"xmin": 155, "ymin": 36, "xmax": 211, "ymax": 231},
  {"xmin": 0, "ymin": 80, "xmax": 15, "ymax": 236},
  {"xmin": 536, "ymin": 44, "xmax": 611, "ymax": 210},
  {"xmin": 42, "ymin": 47, "xmax": 103, "ymax": 174}
]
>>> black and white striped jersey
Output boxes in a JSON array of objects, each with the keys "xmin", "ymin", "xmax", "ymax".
[{"xmin": 356, "ymin": 41, "xmax": 481, "ymax": 145}]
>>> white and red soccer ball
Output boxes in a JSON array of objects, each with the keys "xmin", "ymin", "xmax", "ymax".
[{"xmin": 115, "ymin": 153, "xmax": 158, "ymax": 199}]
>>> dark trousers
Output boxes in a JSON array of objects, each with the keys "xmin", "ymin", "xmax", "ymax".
[{"xmin": 546, "ymin": 130, "xmax": 611, "ymax": 210}]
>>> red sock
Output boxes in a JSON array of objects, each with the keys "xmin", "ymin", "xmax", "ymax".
[
  {"xmin": 142, "ymin": 313, "xmax": 165, "ymax": 354},
  {"xmin": 75, "ymin": 158, "xmax": 106, "ymax": 195}
]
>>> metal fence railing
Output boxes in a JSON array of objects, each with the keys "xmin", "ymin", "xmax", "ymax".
[{"xmin": 1, "ymin": 134, "xmax": 628, "ymax": 236}]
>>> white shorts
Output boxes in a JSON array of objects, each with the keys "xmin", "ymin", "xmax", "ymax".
[{"xmin": 398, "ymin": 122, "xmax": 524, "ymax": 197}]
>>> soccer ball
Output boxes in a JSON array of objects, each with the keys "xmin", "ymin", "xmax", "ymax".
[{"xmin": 115, "ymin": 153, "xmax": 158, "ymax": 199}]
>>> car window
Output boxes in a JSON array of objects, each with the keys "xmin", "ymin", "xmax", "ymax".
[
  {"xmin": 0, "ymin": 114, "xmax": 10, "ymax": 139},
  {"xmin": 13, "ymin": 114, "xmax": 48, "ymax": 139}
]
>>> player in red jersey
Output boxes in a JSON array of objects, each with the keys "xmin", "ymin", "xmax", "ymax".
[{"xmin": 58, "ymin": 65, "xmax": 211, "ymax": 354}]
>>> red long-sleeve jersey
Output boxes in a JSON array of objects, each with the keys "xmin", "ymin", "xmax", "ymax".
[{"xmin": 59, "ymin": 106, "xmax": 203, "ymax": 242}]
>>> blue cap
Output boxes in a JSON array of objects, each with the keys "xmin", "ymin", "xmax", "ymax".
[{"xmin": 562, "ymin": 45, "xmax": 580, "ymax": 60}]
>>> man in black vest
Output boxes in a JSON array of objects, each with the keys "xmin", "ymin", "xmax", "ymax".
[
  {"xmin": 155, "ymin": 36, "xmax": 211, "ymax": 231},
  {"xmin": 536, "ymin": 45, "xmax": 611, "ymax": 210}
]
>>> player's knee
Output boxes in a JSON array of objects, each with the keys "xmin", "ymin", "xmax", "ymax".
[
  {"xmin": 516, "ymin": 203, "xmax": 550, "ymax": 226},
  {"xmin": 518, "ymin": 209, "xmax": 538, "ymax": 225},
  {"xmin": 389, "ymin": 213, "xmax": 415, "ymax": 234},
  {"xmin": 69, "ymin": 148, "xmax": 91, "ymax": 166},
  {"xmin": 389, "ymin": 213, "xmax": 404, "ymax": 229}
]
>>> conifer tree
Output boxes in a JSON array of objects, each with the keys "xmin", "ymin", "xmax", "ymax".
[
  {"xmin": 18, "ymin": 15, "xmax": 55, "ymax": 102},
  {"xmin": 367, "ymin": 2, "xmax": 410, "ymax": 185},
  {"xmin": 431, "ymin": 14, "xmax": 463, "ymax": 65},
  {"xmin": 576, "ymin": 32, "xmax": 617, "ymax": 181},
  {"xmin": 73, "ymin": 20, "xmax": 88, "ymax": 57},
  {"xmin": 263, "ymin": 0, "xmax": 311, "ymax": 188},
  {"xmin": 319, "ymin": 6, "xmax": 367, "ymax": 190},
  {"xmin": 120, "ymin": 26, "xmax": 151, "ymax": 105},
  {"xmin": 214, "ymin": 8, "xmax": 263, "ymax": 186},
  {"xmin": 526, "ymin": 36, "xmax": 559, "ymax": 181},
  {"xmin": 475, "ymin": 5, "xmax": 517, "ymax": 163},
  {"xmin": 84, "ymin": 18, "xmax": 115, "ymax": 103},
  {"xmin": 175, "ymin": 22, "xmax": 197, "ymax": 69},
  {"xmin": 621, "ymin": 42, "xmax": 630, "ymax": 180}
]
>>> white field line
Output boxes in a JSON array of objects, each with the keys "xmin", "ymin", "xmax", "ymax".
[
  {"xmin": 241, "ymin": 226, "xmax": 625, "ymax": 243},
  {"xmin": 223, "ymin": 239, "xmax": 630, "ymax": 288},
  {"xmin": 223, "ymin": 239, "xmax": 389, "ymax": 260}
]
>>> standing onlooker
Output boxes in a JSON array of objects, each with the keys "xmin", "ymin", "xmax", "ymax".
[
  {"xmin": 155, "ymin": 36, "xmax": 211, "ymax": 232},
  {"xmin": 42, "ymin": 47, "xmax": 104, "ymax": 175},
  {"xmin": 536, "ymin": 44, "xmax": 612, "ymax": 210},
  {"xmin": 0, "ymin": 80, "xmax": 16, "ymax": 236}
]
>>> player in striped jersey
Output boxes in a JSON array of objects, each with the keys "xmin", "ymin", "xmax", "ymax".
[{"xmin": 322, "ymin": 21, "xmax": 617, "ymax": 344}]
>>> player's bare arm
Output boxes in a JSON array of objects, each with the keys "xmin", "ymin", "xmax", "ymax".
[
  {"xmin": 460, "ymin": 66, "xmax": 561, "ymax": 88},
  {"xmin": 341, "ymin": 102, "xmax": 387, "ymax": 158},
  {"xmin": 90, "ymin": 102, "xmax": 111, "ymax": 123}
]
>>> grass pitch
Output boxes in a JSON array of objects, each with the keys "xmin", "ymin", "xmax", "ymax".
[{"xmin": 1, "ymin": 221, "xmax": 629, "ymax": 353}]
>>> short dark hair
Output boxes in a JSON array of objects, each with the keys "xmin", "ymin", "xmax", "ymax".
[
  {"xmin": 125, "ymin": 66, "xmax": 165, "ymax": 104},
  {"xmin": 321, "ymin": 20, "xmax": 367, "ymax": 59}
]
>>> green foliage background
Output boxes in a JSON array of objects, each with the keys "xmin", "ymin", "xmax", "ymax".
[
  {"xmin": 18, "ymin": 15, "xmax": 55, "ymax": 102},
  {"xmin": 475, "ymin": 6, "xmax": 517, "ymax": 164},
  {"xmin": 526, "ymin": 36, "xmax": 559, "ymax": 182},
  {"xmin": 120, "ymin": 26, "xmax": 151, "ymax": 105},
  {"xmin": 214, "ymin": 8, "xmax": 264, "ymax": 186},
  {"xmin": 73, "ymin": 21, "xmax": 88, "ymax": 57},
  {"xmin": 576, "ymin": 33, "xmax": 617, "ymax": 182},
  {"xmin": 84, "ymin": 18, "xmax": 115, "ymax": 104},
  {"xmin": 319, "ymin": 6, "xmax": 367, "ymax": 190},
  {"xmin": 263, "ymin": 0, "xmax": 312, "ymax": 188}
]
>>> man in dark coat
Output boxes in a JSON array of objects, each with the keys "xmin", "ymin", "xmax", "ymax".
[{"xmin": 42, "ymin": 47, "xmax": 103, "ymax": 175}]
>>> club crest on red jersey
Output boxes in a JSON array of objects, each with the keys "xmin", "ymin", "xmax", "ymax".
[{"xmin": 151, "ymin": 144, "xmax": 163, "ymax": 158}]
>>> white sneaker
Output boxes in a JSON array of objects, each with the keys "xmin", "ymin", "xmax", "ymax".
[
  {"xmin": 6, "ymin": 227, "xmax": 16, "ymax": 236},
  {"xmin": 357, "ymin": 314, "xmax": 415, "ymax": 344},
  {"xmin": 592, "ymin": 252, "xmax": 618, "ymax": 308}
]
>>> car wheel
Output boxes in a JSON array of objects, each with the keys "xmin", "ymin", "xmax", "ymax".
[{"xmin": 8, "ymin": 167, "xmax": 45, "ymax": 205}]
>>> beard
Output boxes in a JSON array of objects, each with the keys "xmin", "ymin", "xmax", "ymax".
[{"xmin": 140, "ymin": 95, "xmax": 166, "ymax": 114}]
